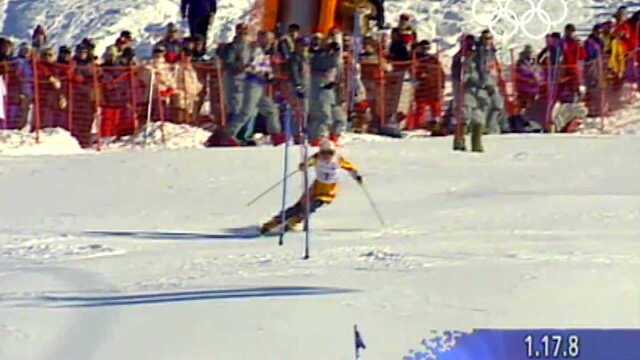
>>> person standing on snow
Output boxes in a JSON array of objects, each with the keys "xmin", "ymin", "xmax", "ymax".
[
  {"xmin": 451, "ymin": 36, "xmax": 489, "ymax": 152},
  {"xmin": 181, "ymin": 0, "xmax": 217, "ymax": 48},
  {"xmin": 223, "ymin": 32, "xmax": 285, "ymax": 146},
  {"xmin": 220, "ymin": 24, "xmax": 251, "ymax": 126},
  {"xmin": 260, "ymin": 139, "xmax": 363, "ymax": 234},
  {"xmin": 308, "ymin": 34, "xmax": 344, "ymax": 145}
]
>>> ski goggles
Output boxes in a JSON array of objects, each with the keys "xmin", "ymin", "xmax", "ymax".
[{"xmin": 319, "ymin": 149, "xmax": 335, "ymax": 156}]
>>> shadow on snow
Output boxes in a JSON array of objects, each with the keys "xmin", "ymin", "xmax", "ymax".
[
  {"xmin": 11, "ymin": 286, "xmax": 357, "ymax": 308},
  {"xmin": 83, "ymin": 226, "xmax": 263, "ymax": 241}
]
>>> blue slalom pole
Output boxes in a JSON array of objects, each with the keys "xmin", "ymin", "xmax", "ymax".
[{"xmin": 278, "ymin": 104, "xmax": 292, "ymax": 246}]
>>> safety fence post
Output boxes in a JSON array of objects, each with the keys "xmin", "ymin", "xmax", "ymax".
[
  {"xmin": 91, "ymin": 63, "xmax": 102, "ymax": 151},
  {"xmin": 129, "ymin": 65, "xmax": 139, "ymax": 139},
  {"xmin": 377, "ymin": 40, "xmax": 386, "ymax": 128},
  {"xmin": 2, "ymin": 62, "xmax": 8, "ymax": 130},
  {"xmin": 215, "ymin": 60, "xmax": 227, "ymax": 127},
  {"xmin": 32, "ymin": 56, "xmax": 41, "ymax": 143}
]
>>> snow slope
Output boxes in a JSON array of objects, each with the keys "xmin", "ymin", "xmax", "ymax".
[
  {"xmin": 0, "ymin": 0, "xmax": 632, "ymax": 57},
  {"xmin": 1, "ymin": 135, "xmax": 639, "ymax": 359}
]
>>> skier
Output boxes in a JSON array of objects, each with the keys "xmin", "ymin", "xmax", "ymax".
[{"xmin": 260, "ymin": 139, "xmax": 363, "ymax": 234}]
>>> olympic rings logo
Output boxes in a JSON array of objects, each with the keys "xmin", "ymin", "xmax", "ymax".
[{"xmin": 472, "ymin": 0, "xmax": 568, "ymax": 39}]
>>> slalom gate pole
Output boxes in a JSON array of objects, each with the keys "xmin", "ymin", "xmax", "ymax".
[
  {"xmin": 301, "ymin": 81, "xmax": 311, "ymax": 260},
  {"xmin": 357, "ymin": 182, "xmax": 385, "ymax": 226},
  {"xmin": 144, "ymin": 70, "xmax": 155, "ymax": 147},
  {"xmin": 278, "ymin": 103, "xmax": 292, "ymax": 246},
  {"xmin": 302, "ymin": 131, "xmax": 310, "ymax": 260},
  {"xmin": 349, "ymin": 10, "xmax": 363, "ymax": 115}
]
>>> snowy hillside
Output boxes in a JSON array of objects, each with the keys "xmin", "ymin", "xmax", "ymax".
[
  {"xmin": 0, "ymin": 0, "xmax": 633, "ymax": 57},
  {"xmin": 1, "ymin": 135, "xmax": 639, "ymax": 359}
]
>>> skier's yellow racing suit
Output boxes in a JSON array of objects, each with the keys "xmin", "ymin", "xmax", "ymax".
[{"xmin": 305, "ymin": 153, "xmax": 358, "ymax": 203}]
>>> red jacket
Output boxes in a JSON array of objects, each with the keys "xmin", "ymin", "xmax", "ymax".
[
  {"xmin": 562, "ymin": 37, "xmax": 586, "ymax": 66},
  {"xmin": 613, "ymin": 21, "xmax": 633, "ymax": 52}
]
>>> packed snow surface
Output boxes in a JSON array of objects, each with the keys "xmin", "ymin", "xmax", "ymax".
[{"xmin": 1, "ymin": 134, "xmax": 639, "ymax": 359}]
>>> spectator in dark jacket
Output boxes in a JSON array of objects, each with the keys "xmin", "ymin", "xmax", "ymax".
[
  {"xmin": 56, "ymin": 46, "xmax": 72, "ymax": 64},
  {"xmin": 32, "ymin": 25, "xmax": 47, "ymax": 52},
  {"xmin": 388, "ymin": 28, "xmax": 411, "ymax": 61},
  {"xmin": 0, "ymin": 38, "xmax": 15, "ymax": 62},
  {"xmin": 181, "ymin": 0, "xmax": 217, "ymax": 48},
  {"xmin": 369, "ymin": 0, "xmax": 386, "ymax": 28},
  {"xmin": 156, "ymin": 23, "xmax": 183, "ymax": 63}
]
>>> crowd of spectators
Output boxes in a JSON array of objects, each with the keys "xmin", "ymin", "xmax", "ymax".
[{"xmin": 0, "ymin": 4, "xmax": 637, "ymax": 151}]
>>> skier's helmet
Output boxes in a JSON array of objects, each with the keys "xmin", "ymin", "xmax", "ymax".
[{"xmin": 319, "ymin": 139, "xmax": 336, "ymax": 154}]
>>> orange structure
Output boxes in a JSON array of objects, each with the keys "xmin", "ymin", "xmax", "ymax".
[{"xmin": 262, "ymin": 0, "xmax": 343, "ymax": 34}]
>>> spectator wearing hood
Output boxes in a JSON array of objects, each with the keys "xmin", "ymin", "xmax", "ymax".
[
  {"xmin": 32, "ymin": 25, "xmax": 47, "ymax": 51},
  {"xmin": 181, "ymin": 0, "xmax": 217, "ymax": 49},
  {"xmin": 57, "ymin": 46, "xmax": 72, "ymax": 64},
  {"xmin": 0, "ymin": 38, "xmax": 15, "ymax": 62},
  {"xmin": 73, "ymin": 45, "xmax": 93, "ymax": 66},
  {"xmin": 515, "ymin": 45, "xmax": 541, "ymax": 113}
]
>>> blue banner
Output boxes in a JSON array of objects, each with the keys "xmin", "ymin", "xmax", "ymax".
[{"xmin": 405, "ymin": 329, "xmax": 640, "ymax": 360}]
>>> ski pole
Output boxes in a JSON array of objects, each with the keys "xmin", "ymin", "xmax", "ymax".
[
  {"xmin": 246, "ymin": 170, "xmax": 299, "ymax": 207},
  {"xmin": 358, "ymin": 182, "xmax": 385, "ymax": 226}
]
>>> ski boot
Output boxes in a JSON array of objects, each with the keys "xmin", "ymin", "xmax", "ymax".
[
  {"xmin": 453, "ymin": 124, "xmax": 467, "ymax": 151},
  {"xmin": 471, "ymin": 122, "xmax": 484, "ymax": 153},
  {"xmin": 260, "ymin": 218, "xmax": 282, "ymax": 235},
  {"xmin": 284, "ymin": 216, "xmax": 304, "ymax": 232}
]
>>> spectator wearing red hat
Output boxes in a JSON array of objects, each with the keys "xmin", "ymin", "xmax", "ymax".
[
  {"xmin": 559, "ymin": 24, "xmax": 586, "ymax": 102},
  {"xmin": 412, "ymin": 40, "xmax": 446, "ymax": 133},
  {"xmin": 394, "ymin": 14, "xmax": 417, "ymax": 47}
]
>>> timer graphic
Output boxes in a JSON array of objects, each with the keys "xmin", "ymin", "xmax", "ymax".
[{"xmin": 524, "ymin": 334, "xmax": 580, "ymax": 358}]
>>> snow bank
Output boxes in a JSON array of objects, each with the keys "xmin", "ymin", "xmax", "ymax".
[
  {"xmin": 0, "ymin": 128, "xmax": 84, "ymax": 156},
  {"xmin": 107, "ymin": 122, "xmax": 212, "ymax": 150},
  {"xmin": 0, "ymin": 0, "xmax": 623, "ymax": 57}
]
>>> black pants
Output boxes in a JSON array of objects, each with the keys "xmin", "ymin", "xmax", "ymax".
[
  {"xmin": 276, "ymin": 199, "xmax": 325, "ymax": 224},
  {"xmin": 369, "ymin": 0, "xmax": 385, "ymax": 28},
  {"xmin": 189, "ymin": 15, "xmax": 211, "ymax": 45}
]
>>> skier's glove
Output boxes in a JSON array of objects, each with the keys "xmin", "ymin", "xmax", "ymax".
[{"xmin": 354, "ymin": 173, "xmax": 363, "ymax": 184}]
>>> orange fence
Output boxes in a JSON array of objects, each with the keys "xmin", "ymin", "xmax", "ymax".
[{"xmin": 0, "ymin": 50, "xmax": 637, "ymax": 149}]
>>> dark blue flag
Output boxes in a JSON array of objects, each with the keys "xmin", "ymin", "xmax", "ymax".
[{"xmin": 354, "ymin": 325, "xmax": 366, "ymax": 359}]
